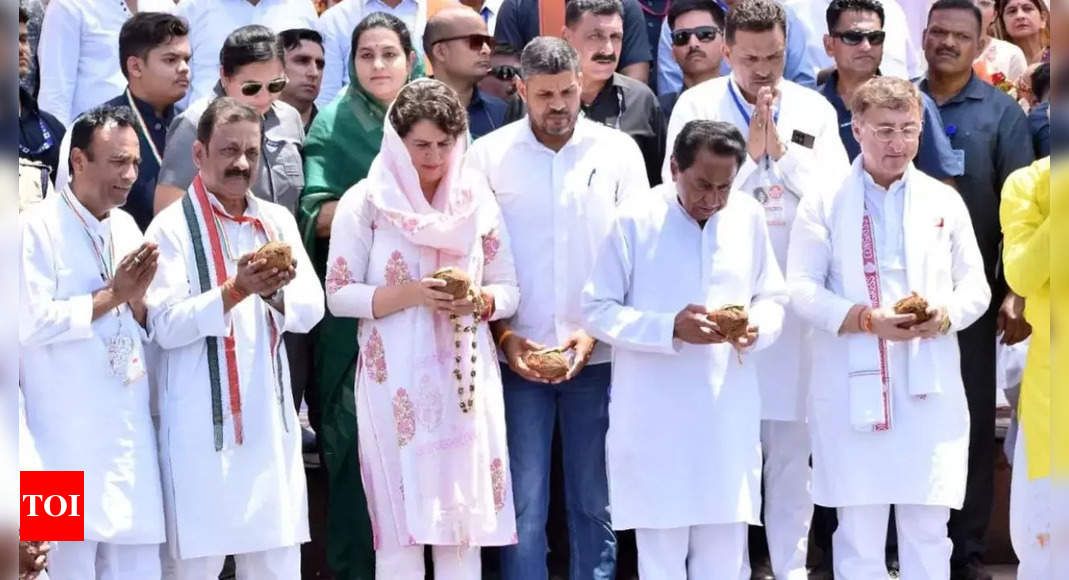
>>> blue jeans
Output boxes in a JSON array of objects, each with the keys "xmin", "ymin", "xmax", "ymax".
[{"xmin": 498, "ymin": 363, "xmax": 616, "ymax": 580}]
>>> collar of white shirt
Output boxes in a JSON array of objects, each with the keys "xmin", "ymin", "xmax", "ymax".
[{"xmin": 516, "ymin": 116, "xmax": 598, "ymax": 152}]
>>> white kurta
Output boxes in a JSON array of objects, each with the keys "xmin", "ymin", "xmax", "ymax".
[
  {"xmin": 581, "ymin": 186, "xmax": 787, "ymax": 530},
  {"xmin": 663, "ymin": 75, "xmax": 850, "ymax": 421},
  {"xmin": 786, "ymin": 161, "xmax": 990, "ymax": 508},
  {"xmin": 19, "ymin": 191, "xmax": 164, "ymax": 544},
  {"xmin": 146, "ymin": 189, "xmax": 324, "ymax": 559}
]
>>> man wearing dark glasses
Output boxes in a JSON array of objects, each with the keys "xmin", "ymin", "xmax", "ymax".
[
  {"xmin": 818, "ymin": 0, "xmax": 962, "ymax": 182},
  {"xmin": 564, "ymin": 0, "xmax": 667, "ymax": 185},
  {"xmin": 155, "ymin": 25, "xmax": 307, "ymax": 217},
  {"xmin": 660, "ymin": 0, "xmax": 726, "ymax": 120},
  {"xmin": 424, "ymin": 6, "xmax": 514, "ymax": 138},
  {"xmin": 794, "ymin": 0, "xmax": 920, "ymax": 83},
  {"xmin": 479, "ymin": 42, "xmax": 523, "ymax": 99}
]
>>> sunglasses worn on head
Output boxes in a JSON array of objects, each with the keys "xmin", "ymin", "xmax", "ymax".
[
  {"xmin": 832, "ymin": 30, "xmax": 886, "ymax": 46},
  {"xmin": 240, "ymin": 77, "xmax": 288, "ymax": 96},
  {"xmin": 671, "ymin": 26, "xmax": 720, "ymax": 46},
  {"xmin": 490, "ymin": 64, "xmax": 520, "ymax": 81},
  {"xmin": 434, "ymin": 34, "xmax": 497, "ymax": 51}
]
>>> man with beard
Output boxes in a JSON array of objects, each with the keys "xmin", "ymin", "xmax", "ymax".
[
  {"xmin": 466, "ymin": 37, "xmax": 649, "ymax": 579},
  {"xmin": 660, "ymin": 0, "xmax": 725, "ymax": 120},
  {"xmin": 278, "ymin": 28, "xmax": 326, "ymax": 133},
  {"xmin": 565, "ymin": 0, "xmax": 667, "ymax": 185},
  {"xmin": 425, "ymin": 6, "xmax": 514, "ymax": 138},
  {"xmin": 662, "ymin": 1, "xmax": 849, "ymax": 577},
  {"xmin": 146, "ymin": 97, "xmax": 323, "ymax": 578},
  {"xmin": 919, "ymin": 2, "xmax": 1035, "ymax": 578}
]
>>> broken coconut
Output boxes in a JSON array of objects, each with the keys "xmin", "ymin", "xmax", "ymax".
[
  {"xmin": 254, "ymin": 241, "xmax": 294, "ymax": 271},
  {"xmin": 431, "ymin": 267, "xmax": 471, "ymax": 300},
  {"xmin": 893, "ymin": 291, "xmax": 931, "ymax": 325},
  {"xmin": 708, "ymin": 304, "xmax": 750, "ymax": 341},
  {"xmin": 524, "ymin": 348, "xmax": 570, "ymax": 381}
]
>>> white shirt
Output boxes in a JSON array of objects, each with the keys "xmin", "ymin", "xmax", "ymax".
[
  {"xmin": 317, "ymin": 0, "xmax": 425, "ymax": 107},
  {"xmin": 37, "ymin": 0, "xmax": 177, "ymax": 126},
  {"xmin": 477, "ymin": 0, "xmax": 503, "ymax": 35},
  {"xmin": 20, "ymin": 190, "xmax": 165, "ymax": 544},
  {"xmin": 175, "ymin": 0, "xmax": 320, "ymax": 107},
  {"xmin": 465, "ymin": 118, "xmax": 650, "ymax": 364},
  {"xmin": 787, "ymin": 0, "xmax": 922, "ymax": 80},
  {"xmin": 581, "ymin": 187, "xmax": 786, "ymax": 529}
]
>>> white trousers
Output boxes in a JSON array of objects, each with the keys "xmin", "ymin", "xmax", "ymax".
[
  {"xmin": 760, "ymin": 419, "xmax": 812, "ymax": 580},
  {"xmin": 635, "ymin": 523, "xmax": 748, "ymax": 579},
  {"xmin": 375, "ymin": 544, "xmax": 481, "ymax": 579},
  {"xmin": 1010, "ymin": 426, "xmax": 1052, "ymax": 579},
  {"xmin": 48, "ymin": 541, "xmax": 161, "ymax": 580},
  {"xmin": 833, "ymin": 504, "xmax": 951, "ymax": 579},
  {"xmin": 162, "ymin": 545, "xmax": 300, "ymax": 580}
]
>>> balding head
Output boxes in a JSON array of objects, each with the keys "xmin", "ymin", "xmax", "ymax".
[{"xmin": 424, "ymin": 6, "xmax": 495, "ymax": 83}]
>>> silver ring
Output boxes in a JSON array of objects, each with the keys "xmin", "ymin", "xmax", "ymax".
[{"xmin": 134, "ymin": 257, "xmax": 142, "ymax": 265}]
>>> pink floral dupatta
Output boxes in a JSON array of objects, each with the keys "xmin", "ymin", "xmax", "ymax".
[{"xmin": 364, "ymin": 79, "xmax": 508, "ymax": 545}]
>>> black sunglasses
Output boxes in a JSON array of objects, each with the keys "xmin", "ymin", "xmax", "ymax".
[
  {"xmin": 240, "ymin": 77, "xmax": 288, "ymax": 96},
  {"xmin": 490, "ymin": 64, "xmax": 520, "ymax": 81},
  {"xmin": 832, "ymin": 29, "xmax": 886, "ymax": 46},
  {"xmin": 671, "ymin": 26, "xmax": 720, "ymax": 46},
  {"xmin": 434, "ymin": 34, "xmax": 497, "ymax": 51}
]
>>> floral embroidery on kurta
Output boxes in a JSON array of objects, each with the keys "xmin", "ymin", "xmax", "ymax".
[
  {"xmin": 416, "ymin": 375, "xmax": 444, "ymax": 432},
  {"xmin": 384, "ymin": 250, "xmax": 412, "ymax": 286},
  {"xmin": 482, "ymin": 229, "xmax": 500, "ymax": 265},
  {"xmin": 491, "ymin": 458, "xmax": 507, "ymax": 513},
  {"xmin": 364, "ymin": 327, "xmax": 388, "ymax": 383},
  {"xmin": 325, "ymin": 256, "xmax": 356, "ymax": 295},
  {"xmin": 393, "ymin": 388, "xmax": 416, "ymax": 447}
]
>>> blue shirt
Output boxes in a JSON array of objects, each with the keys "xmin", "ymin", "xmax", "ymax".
[
  {"xmin": 468, "ymin": 88, "xmax": 509, "ymax": 140},
  {"xmin": 1028, "ymin": 102, "xmax": 1050, "ymax": 158},
  {"xmin": 18, "ymin": 87, "xmax": 66, "ymax": 183},
  {"xmin": 819, "ymin": 71, "xmax": 963, "ymax": 180},
  {"xmin": 103, "ymin": 90, "xmax": 177, "ymax": 232},
  {"xmin": 494, "ymin": 0, "xmax": 652, "ymax": 70},
  {"xmin": 920, "ymin": 73, "xmax": 1034, "ymax": 289}
]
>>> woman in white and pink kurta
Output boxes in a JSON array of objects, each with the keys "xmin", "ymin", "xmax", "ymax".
[{"xmin": 325, "ymin": 79, "xmax": 519, "ymax": 579}]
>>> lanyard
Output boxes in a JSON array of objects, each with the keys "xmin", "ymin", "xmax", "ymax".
[
  {"xmin": 728, "ymin": 80, "xmax": 779, "ymax": 127},
  {"xmin": 59, "ymin": 188, "xmax": 114, "ymax": 282},
  {"xmin": 18, "ymin": 116, "xmax": 55, "ymax": 157},
  {"xmin": 125, "ymin": 88, "xmax": 163, "ymax": 166}
]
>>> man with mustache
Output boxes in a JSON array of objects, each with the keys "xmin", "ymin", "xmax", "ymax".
[
  {"xmin": 819, "ymin": 0, "xmax": 961, "ymax": 181},
  {"xmin": 919, "ymin": 2, "xmax": 1035, "ymax": 578},
  {"xmin": 146, "ymin": 97, "xmax": 324, "ymax": 579},
  {"xmin": 662, "ymin": 1, "xmax": 848, "ymax": 576},
  {"xmin": 466, "ymin": 37, "xmax": 649, "ymax": 580},
  {"xmin": 660, "ymin": 0, "xmax": 726, "ymax": 120},
  {"xmin": 564, "ymin": 0, "xmax": 667, "ymax": 186},
  {"xmin": 425, "ymin": 6, "xmax": 514, "ymax": 138},
  {"xmin": 20, "ymin": 105, "xmax": 166, "ymax": 580}
]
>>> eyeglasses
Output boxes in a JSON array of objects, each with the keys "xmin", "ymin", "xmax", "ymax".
[
  {"xmin": 831, "ymin": 29, "xmax": 887, "ymax": 46},
  {"xmin": 671, "ymin": 26, "xmax": 721, "ymax": 46},
  {"xmin": 240, "ymin": 77, "xmax": 288, "ymax": 96},
  {"xmin": 490, "ymin": 64, "xmax": 520, "ymax": 81},
  {"xmin": 433, "ymin": 34, "xmax": 497, "ymax": 51},
  {"xmin": 865, "ymin": 124, "xmax": 922, "ymax": 142}
]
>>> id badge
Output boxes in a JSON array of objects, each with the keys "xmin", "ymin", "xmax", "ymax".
[{"xmin": 106, "ymin": 334, "xmax": 146, "ymax": 385}]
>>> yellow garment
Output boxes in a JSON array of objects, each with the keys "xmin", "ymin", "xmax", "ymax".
[
  {"xmin": 1051, "ymin": 160, "xmax": 1069, "ymax": 480},
  {"xmin": 1001, "ymin": 157, "xmax": 1051, "ymax": 479}
]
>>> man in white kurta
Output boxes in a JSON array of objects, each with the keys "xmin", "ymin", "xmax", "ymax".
[
  {"xmin": 19, "ymin": 106, "xmax": 165, "ymax": 579},
  {"xmin": 786, "ymin": 77, "xmax": 990, "ymax": 579},
  {"xmin": 146, "ymin": 98, "xmax": 324, "ymax": 579},
  {"xmin": 661, "ymin": 1, "xmax": 850, "ymax": 576},
  {"xmin": 582, "ymin": 120, "xmax": 786, "ymax": 579}
]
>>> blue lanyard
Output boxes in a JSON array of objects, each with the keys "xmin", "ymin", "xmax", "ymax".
[
  {"xmin": 18, "ymin": 116, "xmax": 55, "ymax": 157},
  {"xmin": 727, "ymin": 81, "xmax": 779, "ymax": 127}
]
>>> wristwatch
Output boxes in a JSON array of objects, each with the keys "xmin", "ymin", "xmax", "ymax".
[{"xmin": 939, "ymin": 314, "xmax": 952, "ymax": 335}]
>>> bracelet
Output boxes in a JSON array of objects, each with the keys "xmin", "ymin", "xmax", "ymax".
[
  {"xmin": 940, "ymin": 313, "xmax": 952, "ymax": 335},
  {"xmin": 225, "ymin": 280, "xmax": 248, "ymax": 303},
  {"xmin": 496, "ymin": 329, "xmax": 515, "ymax": 349},
  {"xmin": 855, "ymin": 306, "xmax": 868, "ymax": 332},
  {"xmin": 862, "ymin": 309, "xmax": 874, "ymax": 333}
]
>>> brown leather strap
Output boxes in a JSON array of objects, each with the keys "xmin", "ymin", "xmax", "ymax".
[{"xmin": 539, "ymin": 0, "xmax": 567, "ymax": 38}]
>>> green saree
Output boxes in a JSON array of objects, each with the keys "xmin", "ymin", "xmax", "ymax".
[{"xmin": 299, "ymin": 57, "xmax": 422, "ymax": 580}]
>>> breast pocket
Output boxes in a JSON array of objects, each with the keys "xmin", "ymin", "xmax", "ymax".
[{"xmin": 264, "ymin": 137, "xmax": 305, "ymax": 210}]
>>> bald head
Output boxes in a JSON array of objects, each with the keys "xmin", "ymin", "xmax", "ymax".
[
  {"xmin": 424, "ymin": 6, "xmax": 495, "ymax": 83},
  {"xmin": 423, "ymin": 7, "xmax": 489, "ymax": 59}
]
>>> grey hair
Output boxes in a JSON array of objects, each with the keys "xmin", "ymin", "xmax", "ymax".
[{"xmin": 520, "ymin": 36, "xmax": 580, "ymax": 80}]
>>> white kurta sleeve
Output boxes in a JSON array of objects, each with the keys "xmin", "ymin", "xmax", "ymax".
[
  {"xmin": 144, "ymin": 216, "xmax": 232, "ymax": 349},
  {"xmin": 786, "ymin": 191, "xmax": 857, "ymax": 334},
  {"xmin": 19, "ymin": 217, "xmax": 94, "ymax": 347},
  {"xmin": 615, "ymin": 139, "xmax": 652, "ymax": 205},
  {"xmin": 36, "ymin": 0, "xmax": 80, "ymax": 126},
  {"xmin": 479, "ymin": 199, "xmax": 520, "ymax": 321},
  {"xmin": 325, "ymin": 184, "xmax": 379, "ymax": 320},
  {"xmin": 747, "ymin": 212, "xmax": 788, "ymax": 351},
  {"xmin": 944, "ymin": 192, "xmax": 992, "ymax": 332},
  {"xmin": 274, "ymin": 208, "xmax": 325, "ymax": 333},
  {"xmin": 581, "ymin": 216, "xmax": 679, "ymax": 355},
  {"xmin": 316, "ymin": 14, "xmax": 348, "ymax": 109}
]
